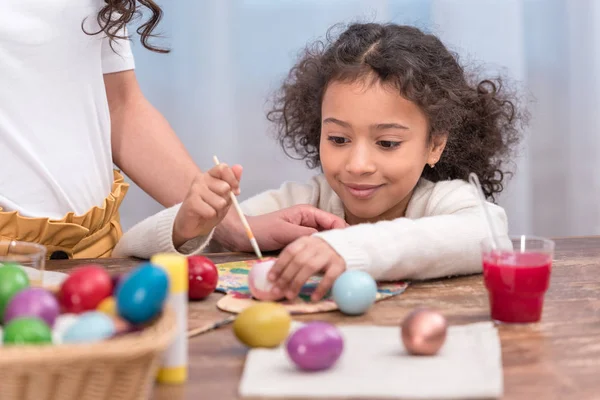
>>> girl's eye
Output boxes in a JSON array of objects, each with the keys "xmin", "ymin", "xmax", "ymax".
[
  {"xmin": 377, "ymin": 140, "xmax": 401, "ymax": 149},
  {"xmin": 327, "ymin": 136, "xmax": 349, "ymax": 145}
]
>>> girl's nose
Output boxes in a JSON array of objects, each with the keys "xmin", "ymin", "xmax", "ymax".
[{"xmin": 345, "ymin": 145, "xmax": 376, "ymax": 175}]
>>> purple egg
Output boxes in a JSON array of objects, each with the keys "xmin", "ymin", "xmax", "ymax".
[
  {"xmin": 4, "ymin": 287, "xmax": 60, "ymax": 327},
  {"xmin": 286, "ymin": 322, "xmax": 344, "ymax": 371}
]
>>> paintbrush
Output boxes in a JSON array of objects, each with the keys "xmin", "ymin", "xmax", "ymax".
[{"xmin": 212, "ymin": 155, "xmax": 263, "ymax": 259}]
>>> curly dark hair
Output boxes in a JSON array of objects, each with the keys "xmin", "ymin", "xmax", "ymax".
[
  {"xmin": 267, "ymin": 23, "xmax": 526, "ymax": 201},
  {"xmin": 84, "ymin": 1, "xmax": 168, "ymax": 53}
]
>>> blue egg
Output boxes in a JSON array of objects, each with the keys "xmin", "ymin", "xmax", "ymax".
[
  {"xmin": 116, "ymin": 263, "xmax": 169, "ymax": 324},
  {"xmin": 63, "ymin": 312, "xmax": 116, "ymax": 344},
  {"xmin": 331, "ymin": 270, "xmax": 377, "ymax": 315}
]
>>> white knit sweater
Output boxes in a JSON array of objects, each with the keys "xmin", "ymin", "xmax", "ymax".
[{"xmin": 113, "ymin": 175, "xmax": 508, "ymax": 281}]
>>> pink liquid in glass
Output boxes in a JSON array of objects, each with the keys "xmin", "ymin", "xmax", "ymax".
[{"xmin": 483, "ymin": 251, "xmax": 552, "ymax": 323}]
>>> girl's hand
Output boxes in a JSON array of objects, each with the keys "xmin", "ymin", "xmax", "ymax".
[
  {"xmin": 268, "ymin": 236, "xmax": 346, "ymax": 301},
  {"xmin": 172, "ymin": 163, "xmax": 242, "ymax": 248}
]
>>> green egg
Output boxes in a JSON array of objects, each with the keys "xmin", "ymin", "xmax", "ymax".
[
  {"xmin": 0, "ymin": 263, "xmax": 30, "ymax": 322},
  {"xmin": 3, "ymin": 317, "xmax": 52, "ymax": 345}
]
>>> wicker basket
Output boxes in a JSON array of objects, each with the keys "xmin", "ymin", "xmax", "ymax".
[{"xmin": 0, "ymin": 308, "xmax": 177, "ymax": 400}]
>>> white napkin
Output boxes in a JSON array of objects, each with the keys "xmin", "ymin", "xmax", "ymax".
[
  {"xmin": 239, "ymin": 321, "xmax": 503, "ymax": 399},
  {"xmin": 19, "ymin": 266, "xmax": 68, "ymax": 287}
]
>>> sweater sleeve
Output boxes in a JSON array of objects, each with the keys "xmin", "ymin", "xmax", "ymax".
[
  {"xmin": 313, "ymin": 182, "xmax": 508, "ymax": 281},
  {"xmin": 112, "ymin": 204, "xmax": 213, "ymax": 259},
  {"xmin": 240, "ymin": 179, "xmax": 320, "ymax": 216}
]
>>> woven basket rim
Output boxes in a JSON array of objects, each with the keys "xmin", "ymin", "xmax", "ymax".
[{"xmin": 0, "ymin": 307, "xmax": 177, "ymax": 366}]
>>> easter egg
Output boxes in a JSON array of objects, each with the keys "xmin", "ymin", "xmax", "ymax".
[
  {"xmin": 331, "ymin": 270, "xmax": 377, "ymax": 315},
  {"xmin": 116, "ymin": 263, "xmax": 168, "ymax": 324},
  {"xmin": 248, "ymin": 259, "xmax": 285, "ymax": 301},
  {"xmin": 112, "ymin": 315, "xmax": 135, "ymax": 336},
  {"xmin": 233, "ymin": 302, "xmax": 291, "ymax": 348},
  {"xmin": 63, "ymin": 311, "xmax": 116, "ymax": 344},
  {"xmin": 52, "ymin": 314, "xmax": 79, "ymax": 344},
  {"xmin": 187, "ymin": 255, "xmax": 219, "ymax": 300},
  {"xmin": 111, "ymin": 274, "xmax": 125, "ymax": 294},
  {"xmin": 3, "ymin": 317, "xmax": 52, "ymax": 345},
  {"xmin": 401, "ymin": 308, "xmax": 447, "ymax": 356},
  {"xmin": 58, "ymin": 265, "xmax": 112, "ymax": 313},
  {"xmin": 286, "ymin": 322, "xmax": 344, "ymax": 371},
  {"xmin": 4, "ymin": 287, "xmax": 60, "ymax": 327},
  {"xmin": 97, "ymin": 296, "xmax": 117, "ymax": 316},
  {"xmin": 0, "ymin": 263, "xmax": 30, "ymax": 322}
]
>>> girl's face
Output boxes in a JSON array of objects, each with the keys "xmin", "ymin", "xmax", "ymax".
[{"xmin": 319, "ymin": 78, "xmax": 447, "ymax": 224}]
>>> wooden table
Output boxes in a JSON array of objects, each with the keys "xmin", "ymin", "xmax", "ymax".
[{"xmin": 47, "ymin": 237, "xmax": 600, "ymax": 400}]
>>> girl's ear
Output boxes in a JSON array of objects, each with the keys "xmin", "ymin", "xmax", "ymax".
[{"xmin": 427, "ymin": 132, "xmax": 448, "ymax": 167}]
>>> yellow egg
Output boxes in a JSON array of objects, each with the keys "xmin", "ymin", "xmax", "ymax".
[
  {"xmin": 97, "ymin": 296, "xmax": 117, "ymax": 316},
  {"xmin": 233, "ymin": 302, "xmax": 291, "ymax": 348}
]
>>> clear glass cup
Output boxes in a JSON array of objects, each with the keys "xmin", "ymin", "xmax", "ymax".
[
  {"xmin": 481, "ymin": 235, "xmax": 554, "ymax": 324},
  {"xmin": 0, "ymin": 240, "xmax": 47, "ymax": 286}
]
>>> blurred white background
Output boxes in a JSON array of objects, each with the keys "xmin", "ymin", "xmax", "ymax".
[{"xmin": 121, "ymin": 0, "xmax": 600, "ymax": 238}]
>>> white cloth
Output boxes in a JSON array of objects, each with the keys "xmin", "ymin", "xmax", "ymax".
[
  {"xmin": 239, "ymin": 322, "xmax": 503, "ymax": 399},
  {"xmin": 240, "ymin": 175, "xmax": 509, "ymax": 281},
  {"xmin": 0, "ymin": 0, "xmax": 135, "ymax": 219}
]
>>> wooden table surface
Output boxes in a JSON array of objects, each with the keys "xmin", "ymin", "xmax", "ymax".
[{"xmin": 47, "ymin": 236, "xmax": 600, "ymax": 400}]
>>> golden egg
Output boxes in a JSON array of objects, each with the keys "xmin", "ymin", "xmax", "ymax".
[
  {"xmin": 233, "ymin": 302, "xmax": 291, "ymax": 348},
  {"xmin": 97, "ymin": 296, "xmax": 117, "ymax": 316},
  {"xmin": 401, "ymin": 308, "xmax": 447, "ymax": 356}
]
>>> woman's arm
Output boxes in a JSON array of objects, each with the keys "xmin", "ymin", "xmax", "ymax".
[{"xmin": 105, "ymin": 70, "xmax": 201, "ymax": 207}]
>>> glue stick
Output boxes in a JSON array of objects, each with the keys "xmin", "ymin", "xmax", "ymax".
[{"xmin": 151, "ymin": 253, "xmax": 188, "ymax": 384}]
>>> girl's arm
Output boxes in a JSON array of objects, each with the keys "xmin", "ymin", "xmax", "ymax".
[
  {"xmin": 239, "ymin": 178, "xmax": 320, "ymax": 216},
  {"xmin": 211, "ymin": 176, "xmax": 347, "ymax": 252},
  {"xmin": 313, "ymin": 181, "xmax": 508, "ymax": 281}
]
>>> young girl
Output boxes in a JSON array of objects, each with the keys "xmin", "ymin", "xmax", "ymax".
[
  {"xmin": 116, "ymin": 21, "xmax": 522, "ymax": 298},
  {"xmin": 235, "ymin": 22, "xmax": 523, "ymax": 302}
]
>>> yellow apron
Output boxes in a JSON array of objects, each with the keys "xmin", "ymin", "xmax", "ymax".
[{"xmin": 0, "ymin": 170, "xmax": 129, "ymax": 259}]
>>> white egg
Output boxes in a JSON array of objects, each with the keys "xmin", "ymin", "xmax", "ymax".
[
  {"xmin": 52, "ymin": 313, "xmax": 79, "ymax": 344},
  {"xmin": 248, "ymin": 260, "xmax": 284, "ymax": 301}
]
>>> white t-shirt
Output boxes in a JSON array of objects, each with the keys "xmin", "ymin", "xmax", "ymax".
[{"xmin": 0, "ymin": 0, "xmax": 135, "ymax": 219}]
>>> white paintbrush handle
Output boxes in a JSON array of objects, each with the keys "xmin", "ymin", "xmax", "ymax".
[{"xmin": 213, "ymin": 155, "xmax": 263, "ymax": 259}]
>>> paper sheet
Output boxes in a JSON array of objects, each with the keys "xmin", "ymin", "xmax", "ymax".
[{"xmin": 239, "ymin": 322, "xmax": 503, "ymax": 399}]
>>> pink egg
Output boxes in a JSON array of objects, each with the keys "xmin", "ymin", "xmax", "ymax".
[{"xmin": 248, "ymin": 260, "xmax": 284, "ymax": 301}]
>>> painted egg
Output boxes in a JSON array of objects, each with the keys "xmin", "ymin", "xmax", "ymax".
[
  {"xmin": 188, "ymin": 255, "xmax": 219, "ymax": 300},
  {"xmin": 0, "ymin": 263, "xmax": 30, "ymax": 322},
  {"xmin": 52, "ymin": 313, "xmax": 79, "ymax": 344},
  {"xmin": 233, "ymin": 302, "xmax": 291, "ymax": 348},
  {"xmin": 116, "ymin": 263, "xmax": 168, "ymax": 324},
  {"xmin": 401, "ymin": 308, "xmax": 447, "ymax": 356},
  {"xmin": 248, "ymin": 259, "xmax": 284, "ymax": 301},
  {"xmin": 331, "ymin": 270, "xmax": 377, "ymax": 315},
  {"xmin": 58, "ymin": 265, "xmax": 113, "ymax": 313},
  {"xmin": 286, "ymin": 322, "xmax": 344, "ymax": 371},
  {"xmin": 3, "ymin": 317, "xmax": 52, "ymax": 345},
  {"xmin": 112, "ymin": 315, "xmax": 135, "ymax": 336},
  {"xmin": 111, "ymin": 274, "xmax": 125, "ymax": 295},
  {"xmin": 63, "ymin": 311, "xmax": 116, "ymax": 344},
  {"xmin": 4, "ymin": 287, "xmax": 60, "ymax": 327},
  {"xmin": 97, "ymin": 296, "xmax": 117, "ymax": 316}
]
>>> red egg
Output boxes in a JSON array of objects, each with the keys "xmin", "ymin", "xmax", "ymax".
[
  {"xmin": 188, "ymin": 256, "xmax": 219, "ymax": 300},
  {"xmin": 58, "ymin": 265, "xmax": 113, "ymax": 313}
]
